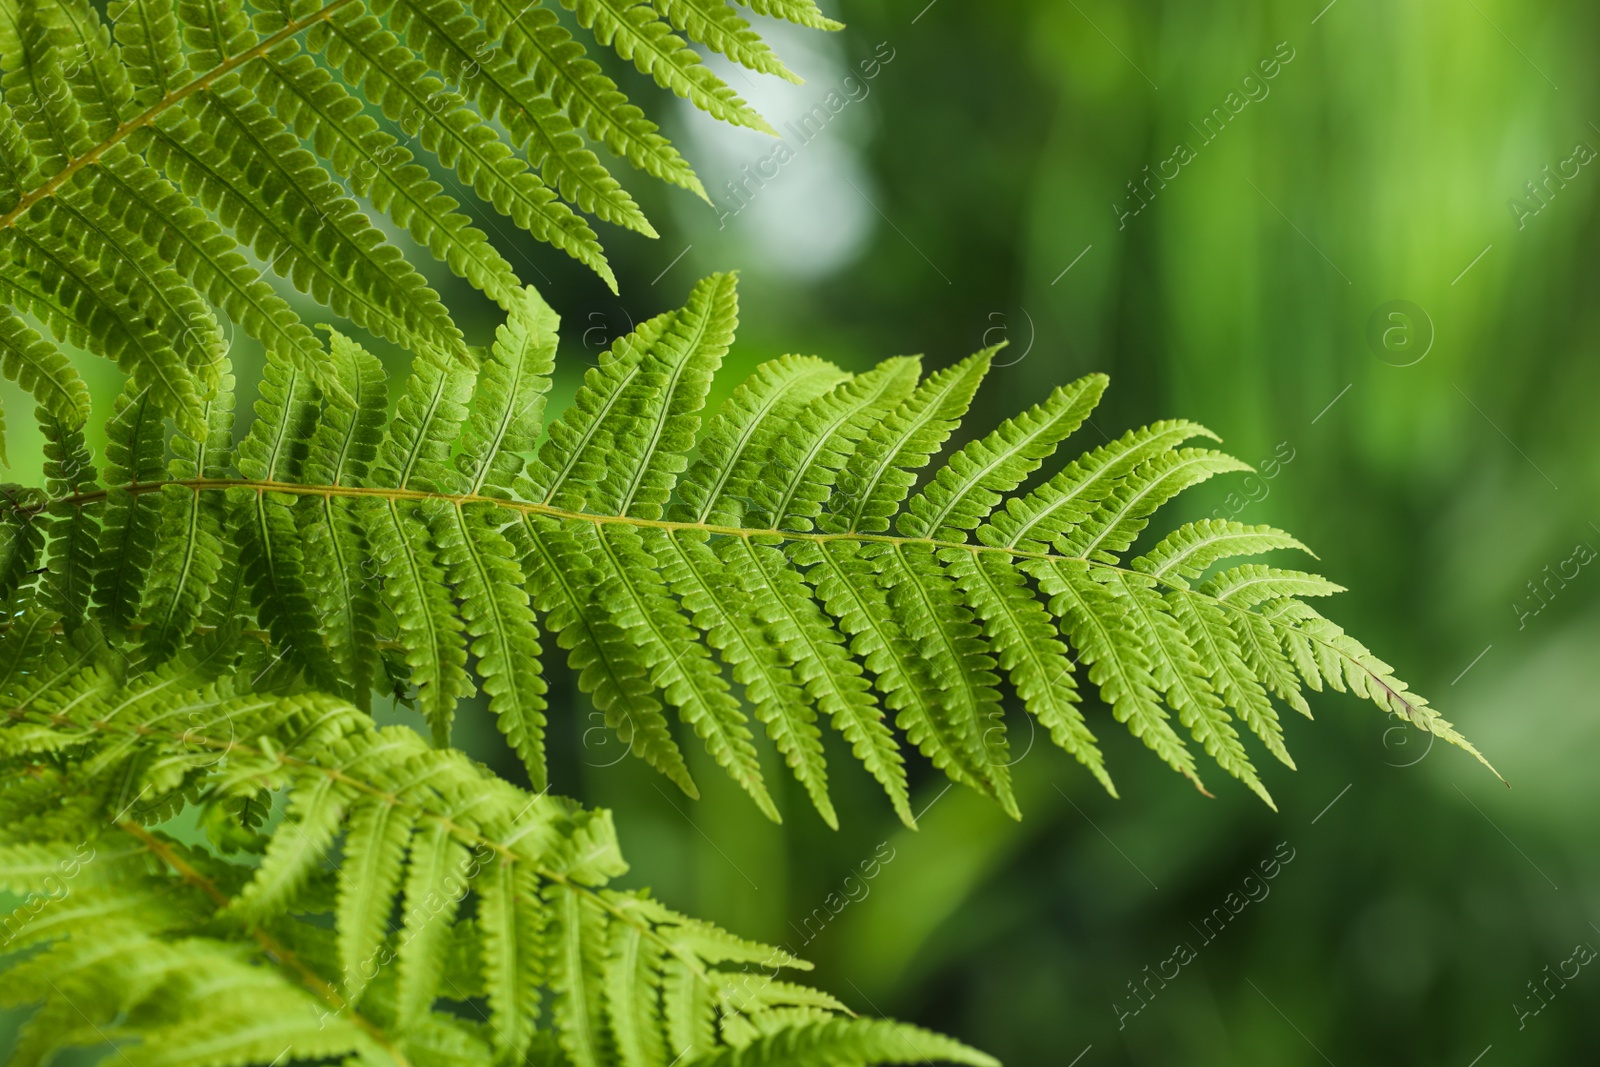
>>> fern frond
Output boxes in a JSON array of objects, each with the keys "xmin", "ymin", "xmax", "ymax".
[
  {"xmin": 0, "ymin": 273, "xmax": 1498, "ymax": 833},
  {"xmin": 0, "ymin": 649, "xmax": 984, "ymax": 1067},
  {"xmin": 0, "ymin": 0, "xmax": 815, "ymax": 394}
]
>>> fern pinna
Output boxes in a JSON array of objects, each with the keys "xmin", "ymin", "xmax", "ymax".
[
  {"xmin": 0, "ymin": 273, "xmax": 1495, "ymax": 830},
  {"xmin": 0, "ymin": 0, "xmax": 830, "ymax": 437},
  {"xmin": 0, "ymin": 630, "xmax": 994, "ymax": 1067}
]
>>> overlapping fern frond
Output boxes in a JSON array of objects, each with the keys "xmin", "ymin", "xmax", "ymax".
[
  {"xmin": 0, "ymin": 273, "xmax": 1495, "ymax": 827},
  {"xmin": 0, "ymin": 0, "xmax": 825, "ymax": 433},
  {"xmin": 0, "ymin": 628, "xmax": 990, "ymax": 1067}
]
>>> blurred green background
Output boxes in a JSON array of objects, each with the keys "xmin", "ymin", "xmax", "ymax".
[{"xmin": 6, "ymin": 0, "xmax": 1600, "ymax": 1062}]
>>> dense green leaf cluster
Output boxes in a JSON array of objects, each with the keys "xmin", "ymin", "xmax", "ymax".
[
  {"xmin": 0, "ymin": 628, "xmax": 993, "ymax": 1067},
  {"xmin": 0, "ymin": 273, "xmax": 1493, "ymax": 829},
  {"xmin": 0, "ymin": 0, "xmax": 828, "ymax": 434}
]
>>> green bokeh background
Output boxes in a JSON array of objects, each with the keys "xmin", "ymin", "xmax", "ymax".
[{"xmin": 5, "ymin": 0, "xmax": 1599, "ymax": 1062}]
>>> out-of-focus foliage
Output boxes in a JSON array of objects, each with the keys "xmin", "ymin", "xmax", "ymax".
[{"xmin": 4, "ymin": 0, "xmax": 1598, "ymax": 1064}]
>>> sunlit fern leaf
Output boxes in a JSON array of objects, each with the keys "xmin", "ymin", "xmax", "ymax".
[
  {"xmin": 472, "ymin": 0, "xmax": 704, "ymax": 198},
  {"xmin": 653, "ymin": 0, "xmax": 802, "ymax": 83},
  {"xmin": 547, "ymin": 879, "xmax": 615, "ymax": 1067},
  {"xmin": 672, "ymin": 354, "xmax": 846, "ymax": 527},
  {"xmin": 392, "ymin": 820, "xmax": 473, "ymax": 1025},
  {"xmin": 0, "ymin": 274, "xmax": 1498, "ymax": 829},
  {"xmin": 828, "ymin": 347, "xmax": 991, "ymax": 535},
  {"xmin": 0, "ymin": 0, "xmax": 816, "ymax": 404},
  {"xmin": 900, "ymin": 371, "xmax": 1107, "ymax": 540},
  {"xmin": 517, "ymin": 511, "xmax": 699, "ymax": 796},
  {"xmin": 0, "ymin": 649, "xmax": 984, "ymax": 1067},
  {"xmin": 753, "ymin": 354, "xmax": 921, "ymax": 533},
  {"xmin": 732, "ymin": 0, "xmax": 842, "ymax": 32},
  {"xmin": 337, "ymin": 789, "xmax": 418, "ymax": 999},
  {"xmin": 560, "ymin": 0, "xmax": 776, "ymax": 134}
]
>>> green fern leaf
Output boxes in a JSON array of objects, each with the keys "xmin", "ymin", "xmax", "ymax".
[
  {"xmin": 527, "ymin": 308, "xmax": 675, "ymax": 508},
  {"xmin": 732, "ymin": 0, "xmax": 842, "ymax": 32},
  {"xmin": 232, "ymin": 350, "xmax": 338, "ymax": 687},
  {"xmin": 338, "ymin": 796, "xmax": 418, "ymax": 996},
  {"xmin": 297, "ymin": 331, "xmax": 387, "ymax": 705},
  {"xmin": 1133, "ymin": 518, "xmax": 1313, "ymax": 586},
  {"xmin": 606, "ymin": 915, "xmax": 670, "ymax": 1067},
  {"xmin": 91, "ymin": 381, "xmax": 165, "ymax": 636},
  {"xmin": 39, "ymin": 415, "xmax": 100, "ymax": 630},
  {"xmin": 470, "ymin": 0, "xmax": 704, "ymax": 196},
  {"xmin": 673, "ymin": 354, "xmax": 846, "ymax": 526},
  {"xmin": 137, "ymin": 362, "xmax": 236, "ymax": 666},
  {"xmin": 229, "ymin": 773, "xmax": 352, "ymax": 920},
  {"xmin": 943, "ymin": 547, "xmax": 1113, "ymax": 795},
  {"xmin": 244, "ymin": 43, "xmax": 526, "ymax": 308},
  {"xmin": 901, "ymin": 372, "xmax": 1107, "ymax": 540},
  {"xmin": 653, "ymin": 0, "xmax": 801, "ymax": 83},
  {"xmin": 394, "ymin": 822, "xmax": 474, "ymax": 1025},
  {"xmin": 0, "ymin": 309, "xmax": 91, "ymax": 430},
  {"xmin": 371, "ymin": 0, "xmax": 655, "ymax": 235},
  {"xmin": 546, "ymin": 881, "xmax": 615, "ymax": 1067},
  {"xmin": 602, "ymin": 272, "xmax": 738, "ymax": 520},
  {"xmin": 828, "ymin": 348, "xmax": 991, "ymax": 535},
  {"xmin": 1, "ymin": 271, "xmax": 1497, "ymax": 832},
  {"xmin": 1028, "ymin": 558, "xmax": 1204, "ymax": 790},
  {"xmin": 478, "ymin": 855, "xmax": 545, "ymax": 1056},
  {"xmin": 1110, "ymin": 568, "xmax": 1265, "ymax": 805},
  {"xmin": 1059, "ymin": 448, "xmax": 1253, "ymax": 564},
  {"xmin": 751, "ymin": 355, "xmax": 921, "ymax": 532},
  {"xmin": 460, "ymin": 286, "xmax": 559, "ymax": 495},
  {"xmin": 518, "ymin": 514, "xmax": 699, "ymax": 796},
  {"xmin": 979, "ymin": 419, "xmax": 1214, "ymax": 552},
  {"xmin": 682, "ymin": 1018, "xmax": 997, "ymax": 1067},
  {"xmin": 561, "ymin": 0, "xmax": 777, "ymax": 134},
  {"xmin": 648, "ymin": 528, "xmax": 780, "ymax": 821}
]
